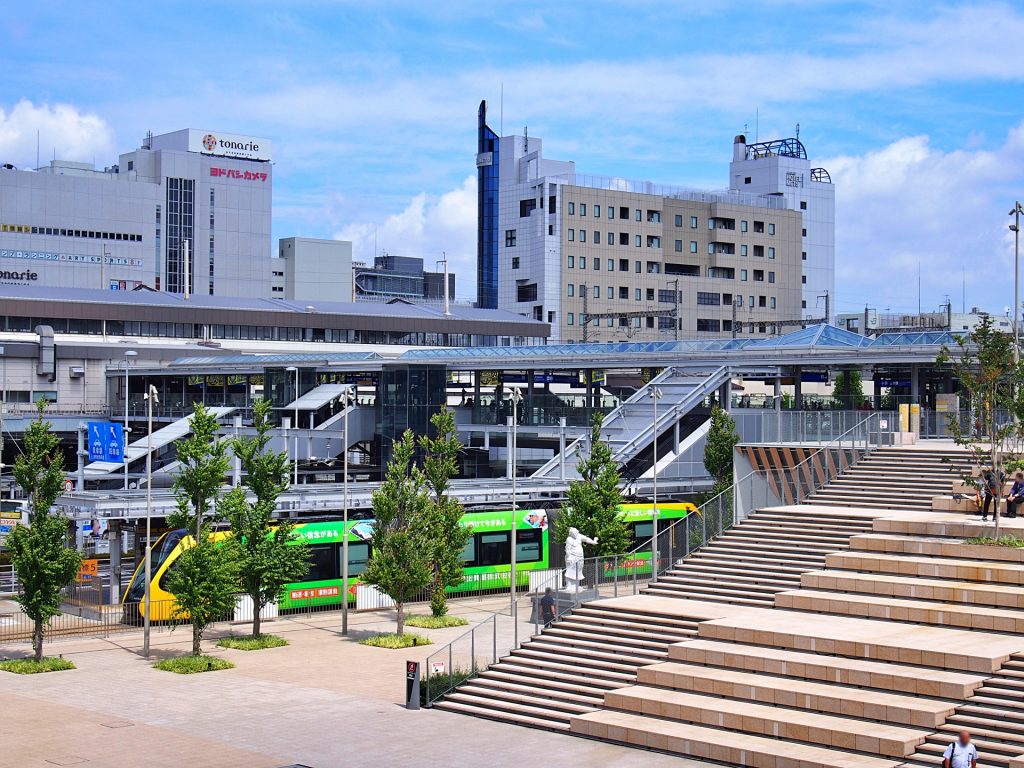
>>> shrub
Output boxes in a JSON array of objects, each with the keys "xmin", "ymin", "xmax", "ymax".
[
  {"xmin": 359, "ymin": 633, "xmax": 432, "ymax": 649},
  {"xmin": 153, "ymin": 656, "xmax": 235, "ymax": 674},
  {"xmin": 404, "ymin": 615, "xmax": 469, "ymax": 629},
  {"xmin": 216, "ymin": 634, "xmax": 289, "ymax": 651},
  {"xmin": 964, "ymin": 536, "xmax": 1024, "ymax": 548},
  {"xmin": 0, "ymin": 657, "xmax": 76, "ymax": 674},
  {"xmin": 421, "ymin": 666, "xmax": 474, "ymax": 705}
]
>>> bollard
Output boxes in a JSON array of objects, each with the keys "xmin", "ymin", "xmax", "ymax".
[{"xmin": 405, "ymin": 660, "xmax": 420, "ymax": 710}]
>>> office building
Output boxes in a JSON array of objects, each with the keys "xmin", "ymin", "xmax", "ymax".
[
  {"xmin": 273, "ymin": 237, "xmax": 353, "ymax": 302},
  {"xmin": 353, "ymin": 254, "xmax": 455, "ymax": 303},
  {"xmin": 0, "ymin": 128, "xmax": 272, "ymax": 298},
  {"xmin": 476, "ymin": 101, "xmax": 817, "ymax": 342}
]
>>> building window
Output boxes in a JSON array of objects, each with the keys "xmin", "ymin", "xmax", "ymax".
[
  {"xmin": 619, "ymin": 287, "xmax": 628, "ymax": 299},
  {"xmin": 607, "ymin": 259, "xmax": 614, "ymax": 270},
  {"xmin": 619, "ymin": 233, "xmax": 629, "ymax": 245},
  {"xmin": 567, "ymin": 312, "xmax": 574, "ymax": 325},
  {"xmin": 802, "ymin": 251, "xmax": 807, "ymax": 261},
  {"xmin": 754, "ymin": 245, "xmax": 764, "ymax": 258},
  {"xmin": 744, "ymin": 176, "xmax": 751, "ymax": 184},
  {"xmin": 520, "ymin": 199, "xmax": 537, "ymax": 217},
  {"xmin": 754, "ymin": 270, "xmax": 764, "ymax": 282},
  {"xmin": 568, "ymin": 202, "xmax": 575, "ymax": 215},
  {"xmin": 580, "ymin": 203, "xmax": 587, "ymax": 217},
  {"xmin": 647, "ymin": 261, "xmax": 660, "ymax": 273},
  {"xmin": 635, "ymin": 260, "xmax": 641, "ymax": 273},
  {"xmin": 165, "ymin": 177, "xmax": 195, "ymax": 295},
  {"xmin": 740, "ymin": 244, "xmax": 748, "ymax": 257},
  {"xmin": 548, "ymin": 224, "xmax": 554, "ymax": 235},
  {"xmin": 594, "ymin": 205, "xmax": 601, "ymax": 218},
  {"xmin": 689, "ymin": 241, "xmax": 697, "ymax": 253},
  {"xmin": 635, "ymin": 288, "xmax": 642, "ymax": 301},
  {"xmin": 697, "ymin": 319, "xmax": 721, "ymax": 332},
  {"xmin": 607, "ymin": 232, "xmax": 614, "ymax": 245},
  {"xmin": 771, "ymin": 297, "xmax": 777, "ymax": 309},
  {"xmin": 675, "ymin": 240, "xmax": 683, "ymax": 252},
  {"xmin": 647, "ymin": 288, "xmax": 655, "ymax": 300},
  {"xmin": 619, "ymin": 206, "xmax": 629, "ymax": 219},
  {"xmin": 697, "ymin": 291, "xmax": 719, "ymax": 306},
  {"xmin": 619, "ymin": 259, "xmax": 629, "ymax": 271},
  {"xmin": 568, "ymin": 229, "xmax": 574, "ymax": 242},
  {"xmin": 579, "ymin": 230, "xmax": 586, "ymax": 243},
  {"xmin": 635, "ymin": 209, "xmax": 642, "ymax": 221},
  {"xmin": 580, "ymin": 256, "xmax": 586, "ymax": 269},
  {"xmin": 759, "ymin": 295, "xmax": 767, "ymax": 307},
  {"xmin": 740, "ymin": 269, "xmax": 748, "ymax": 281},
  {"xmin": 647, "ymin": 210, "xmax": 661, "ymax": 223},
  {"xmin": 690, "ymin": 216, "xmax": 698, "ymax": 228},
  {"xmin": 768, "ymin": 271, "xmax": 775, "ymax": 283},
  {"xmin": 593, "ymin": 257, "xmax": 600, "ymax": 271},
  {"xmin": 708, "ymin": 218, "xmax": 714, "ymax": 230},
  {"xmin": 647, "ymin": 236, "xmax": 661, "ymax": 248},
  {"xmin": 593, "ymin": 230, "xmax": 599, "ymax": 243},
  {"xmin": 512, "ymin": 257, "xmax": 520, "ymax": 269},
  {"xmin": 802, "ymin": 228, "xmax": 807, "ymax": 236},
  {"xmin": 593, "ymin": 285, "xmax": 600, "ymax": 298},
  {"xmin": 741, "ymin": 220, "xmax": 748, "ymax": 232},
  {"xmin": 707, "ymin": 243, "xmax": 715, "ymax": 255},
  {"xmin": 607, "ymin": 286, "xmax": 614, "ymax": 299},
  {"xmin": 579, "ymin": 283, "xmax": 586, "ymax": 296},
  {"xmin": 635, "ymin": 235, "xmax": 642, "ymax": 247},
  {"xmin": 802, "ymin": 275, "xmax": 807, "ymax": 284},
  {"xmin": 722, "ymin": 293, "xmax": 733, "ymax": 305},
  {"xmin": 505, "ymin": 229, "xmax": 517, "ymax": 247},
  {"xmin": 768, "ymin": 223, "xmax": 776, "ymax": 236},
  {"xmin": 567, "ymin": 255, "xmax": 574, "ymax": 268},
  {"xmin": 517, "ymin": 283, "xmax": 538, "ymax": 302},
  {"xmin": 736, "ymin": 295, "xmax": 743, "ymax": 307},
  {"xmin": 802, "ymin": 300, "xmax": 807, "ymax": 308},
  {"xmin": 675, "ymin": 214, "xmax": 683, "ymax": 227},
  {"xmin": 768, "ymin": 247, "xmax": 775, "ymax": 259},
  {"xmin": 754, "ymin": 221, "xmax": 764, "ymax": 233},
  {"xmin": 800, "ymin": 201, "xmax": 807, "ymax": 210}
]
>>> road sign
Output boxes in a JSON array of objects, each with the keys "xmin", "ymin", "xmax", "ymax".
[
  {"xmin": 405, "ymin": 660, "xmax": 420, "ymax": 710},
  {"xmin": 77, "ymin": 559, "xmax": 98, "ymax": 582},
  {"xmin": 87, "ymin": 422, "xmax": 124, "ymax": 463},
  {"xmin": 63, "ymin": 479, "xmax": 75, "ymax": 494}
]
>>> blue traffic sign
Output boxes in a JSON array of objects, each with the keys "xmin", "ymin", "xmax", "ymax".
[{"xmin": 87, "ymin": 422, "xmax": 125, "ymax": 463}]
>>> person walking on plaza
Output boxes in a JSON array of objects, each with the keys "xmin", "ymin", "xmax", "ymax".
[
  {"xmin": 540, "ymin": 587, "xmax": 557, "ymax": 627},
  {"xmin": 942, "ymin": 730, "xmax": 978, "ymax": 768},
  {"xmin": 981, "ymin": 469, "xmax": 1002, "ymax": 522},
  {"xmin": 1006, "ymin": 471, "xmax": 1024, "ymax": 519}
]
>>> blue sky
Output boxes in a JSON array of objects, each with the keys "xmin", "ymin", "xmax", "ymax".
[{"xmin": 3, "ymin": 1, "xmax": 1024, "ymax": 315}]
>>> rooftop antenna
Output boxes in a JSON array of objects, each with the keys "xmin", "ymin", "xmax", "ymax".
[
  {"xmin": 36, "ymin": 129, "xmax": 40, "ymax": 170},
  {"xmin": 795, "ymin": 122, "xmax": 800, "ymax": 141},
  {"xmin": 524, "ymin": 125, "xmax": 528, "ymax": 153},
  {"xmin": 755, "ymin": 109, "xmax": 759, "ymax": 142},
  {"xmin": 500, "ymin": 82, "xmax": 504, "ymax": 136}
]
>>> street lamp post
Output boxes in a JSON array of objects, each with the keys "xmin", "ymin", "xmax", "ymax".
[
  {"xmin": 508, "ymin": 387, "xmax": 523, "ymax": 622},
  {"xmin": 142, "ymin": 384, "xmax": 158, "ymax": 658},
  {"xmin": 122, "ymin": 350, "xmax": 137, "ymax": 490},
  {"xmin": 650, "ymin": 386, "xmax": 663, "ymax": 575},
  {"xmin": 285, "ymin": 366, "xmax": 299, "ymax": 485},
  {"xmin": 1011, "ymin": 202, "xmax": 1023, "ymax": 364},
  {"xmin": 340, "ymin": 386, "xmax": 354, "ymax": 635}
]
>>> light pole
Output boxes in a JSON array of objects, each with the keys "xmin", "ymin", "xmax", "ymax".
[
  {"xmin": 435, "ymin": 255, "xmax": 450, "ymax": 317},
  {"xmin": 1011, "ymin": 202, "xmax": 1023, "ymax": 364},
  {"xmin": 508, "ymin": 387, "xmax": 523, "ymax": 619},
  {"xmin": 285, "ymin": 366, "xmax": 299, "ymax": 485},
  {"xmin": 122, "ymin": 350, "xmax": 137, "ymax": 490},
  {"xmin": 650, "ymin": 386, "xmax": 663, "ymax": 575},
  {"xmin": 142, "ymin": 384, "xmax": 158, "ymax": 658},
  {"xmin": 340, "ymin": 386, "xmax": 354, "ymax": 635}
]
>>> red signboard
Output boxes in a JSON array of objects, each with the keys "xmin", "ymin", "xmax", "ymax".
[
  {"xmin": 289, "ymin": 585, "xmax": 340, "ymax": 600},
  {"xmin": 209, "ymin": 167, "xmax": 268, "ymax": 182}
]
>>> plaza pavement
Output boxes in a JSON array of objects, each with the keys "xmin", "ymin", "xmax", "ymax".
[{"xmin": 0, "ymin": 597, "xmax": 702, "ymax": 768}]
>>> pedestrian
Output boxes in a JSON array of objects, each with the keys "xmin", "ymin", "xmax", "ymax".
[
  {"xmin": 540, "ymin": 587, "xmax": 557, "ymax": 627},
  {"xmin": 942, "ymin": 730, "xmax": 978, "ymax": 768},
  {"xmin": 981, "ymin": 469, "xmax": 1002, "ymax": 522},
  {"xmin": 1006, "ymin": 471, "xmax": 1024, "ymax": 518}
]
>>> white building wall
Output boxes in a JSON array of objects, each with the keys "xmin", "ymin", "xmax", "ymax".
[{"xmin": 277, "ymin": 237, "xmax": 353, "ymax": 302}]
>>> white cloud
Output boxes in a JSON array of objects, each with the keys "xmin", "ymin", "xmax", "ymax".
[
  {"xmin": 333, "ymin": 175, "xmax": 477, "ymax": 300},
  {"xmin": 0, "ymin": 100, "xmax": 115, "ymax": 169},
  {"xmin": 825, "ymin": 122, "xmax": 1024, "ymax": 314}
]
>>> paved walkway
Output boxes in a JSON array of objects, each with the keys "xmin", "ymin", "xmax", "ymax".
[{"xmin": 0, "ymin": 598, "xmax": 702, "ymax": 768}]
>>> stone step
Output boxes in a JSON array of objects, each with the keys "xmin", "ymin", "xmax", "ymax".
[
  {"xmin": 825, "ymin": 551, "xmax": 1024, "ymax": 585},
  {"xmin": 525, "ymin": 635, "xmax": 665, "ymax": 665},
  {"xmin": 637, "ymin": 661, "xmax": 955, "ymax": 728},
  {"xmin": 800, "ymin": 569, "xmax": 1024, "ymax": 609},
  {"xmin": 605, "ymin": 685, "xmax": 928, "ymax": 757},
  {"xmin": 692, "ymin": 552, "xmax": 822, "ymax": 571},
  {"xmin": 512, "ymin": 645, "xmax": 645, "ymax": 674},
  {"xmin": 499, "ymin": 652, "xmax": 637, "ymax": 684},
  {"xmin": 697, "ymin": 607, "xmax": 1024, "ymax": 673},
  {"xmin": 656, "ymin": 574, "xmax": 785, "ymax": 594},
  {"xmin": 850, "ymin": 533, "xmax": 1024, "ymax": 562},
  {"xmin": 480, "ymin": 662, "xmax": 625, "ymax": 692},
  {"xmin": 468, "ymin": 674, "xmax": 605, "ymax": 707},
  {"xmin": 435, "ymin": 697, "xmax": 570, "ymax": 730},
  {"xmin": 871, "ymin": 515, "xmax": 1011, "ymax": 538},
  {"xmin": 667, "ymin": 639, "xmax": 986, "ymax": 699},
  {"xmin": 642, "ymin": 587, "xmax": 774, "ymax": 607},
  {"xmin": 708, "ymin": 538, "xmax": 837, "ymax": 556},
  {"xmin": 946, "ymin": 712, "xmax": 1024, "ymax": 740},
  {"xmin": 659, "ymin": 565, "xmax": 799, "ymax": 588},
  {"xmin": 453, "ymin": 683, "xmax": 597, "ymax": 717},
  {"xmin": 570, "ymin": 605, "xmax": 701, "ymax": 632},
  {"xmin": 556, "ymin": 615, "xmax": 696, "ymax": 643},
  {"xmin": 546, "ymin": 622, "xmax": 683, "ymax": 648},
  {"xmin": 571, "ymin": 710, "xmax": 902, "ymax": 768},
  {"xmin": 930, "ymin": 727, "xmax": 1024, "ymax": 758},
  {"xmin": 724, "ymin": 529, "xmax": 853, "ymax": 545}
]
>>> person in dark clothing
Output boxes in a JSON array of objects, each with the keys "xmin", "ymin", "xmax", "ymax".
[
  {"xmin": 981, "ymin": 469, "xmax": 1003, "ymax": 522},
  {"xmin": 1006, "ymin": 471, "xmax": 1024, "ymax": 518},
  {"xmin": 540, "ymin": 587, "xmax": 557, "ymax": 627}
]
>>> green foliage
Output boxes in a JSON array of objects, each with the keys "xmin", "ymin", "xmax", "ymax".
[
  {"xmin": 421, "ymin": 666, "xmax": 474, "ymax": 705},
  {"xmin": 704, "ymin": 406, "xmax": 739, "ymax": 486},
  {"xmin": 0, "ymin": 656, "xmax": 76, "ymax": 674},
  {"xmin": 216, "ymin": 634, "xmax": 288, "ymax": 651},
  {"xmin": 359, "ymin": 632, "xmax": 432, "ymax": 649},
  {"xmin": 7, "ymin": 401, "xmax": 81, "ymax": 662},
  {"xmin": 362, "ymin": 431, "xmax": 432, "ymax": 635},
  {"xmin": 554, "ymin": 414, "xmax": 629, "ymax": 557},
  {"xmin": 225, "ymin": 398, "xmax": 310, "ymax": 638},
  {"xmin": 153, "ymin": 655, "xmax": 235, "ymax": 674},
  {"xmin": 938, "ymin": 315, "xmax": 1023, "ymax": 536},
  {"xmin": 833, "ymin": 370, "xmax": 867, "ymax": 408},
  {"xmin": 418, "ymin": 407, "xmax": 471, "ymax": 617},
  {"xmin": 167, "ymin": 403, "xmax": 231, "ymax": 534},
  {"xmin": 164, "ymin": 527, "xmax": 241, "ymax": 656},
  {"xmin": 963, "ymin": 536, "xmax": 1024, "ymax": 548},
  {"xmin": 404, "ymin": 614, "xmax": 469, "ymax": 629}
]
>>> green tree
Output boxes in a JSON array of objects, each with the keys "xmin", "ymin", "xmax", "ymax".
[
  {"xmin": 362, "ymin": 430, "xmax": 431, "ymax": 635},
  {"xmin": 165, "ymin": 403, "xmax": 236, "ymax": 655},
  {"xmin": 703, "ymin": 406, "xmax": 740, "ymax": 488},
  {"xmin": 554, "ymin": 414, "xmax": 629, "ymax": 557},
  {"xmin": 418, "ymin": 407, "xmax": 471, "ymax": 617},
  {"xmin": 225, "ymin": 398, "xmax": 310, "ymax": 638},
  {"xmin": 833, "ymin": 370, "xmax": 866, "ymax": 409},
  {"xmin": 164, "ymin": 530, "xmax": 241, "ymax": 656},
  {"xmin": 938, "ymin": 314, "xmax": 1022, "ymax": 536},
  {"xmin": 7, "ymin": 401, "xmax": 81, "ymax": 662}
]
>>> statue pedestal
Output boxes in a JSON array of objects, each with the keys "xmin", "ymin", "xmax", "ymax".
[{"xmin": 529, "ymin": 588, "xmax": 600, "ymax": 624}]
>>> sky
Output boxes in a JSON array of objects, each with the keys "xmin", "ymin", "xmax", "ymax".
[{"xmin": 2, "ymin": 0, "xmax": 1023, "ymax": 315}]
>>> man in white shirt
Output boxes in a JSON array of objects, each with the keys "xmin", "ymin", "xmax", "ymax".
[{"xmin": 943, "ymin": 731, "xmax": 978, "ymax": 768}]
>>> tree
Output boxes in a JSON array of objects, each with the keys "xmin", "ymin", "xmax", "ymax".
[
  {"xmin": 938, "ymin": 314, "xmax": 1022, "ymax": 537},
  {"xmin": 833, "ymin": 370, "xmax": 866, "ymax": 409},
  {"xmin": 362, "ymin": 430, "xmax": 431, "ymax": 635},
  {"xmin": 554, "ymin": 414, "xmax": 629, "ymax": 557},
  {"xmin": 224, "ymin": 398, "xmax": 310, "ymax": 638},
  {"xmin": 165, "ymin": 403, "xmax": 236, "ymax": 656},
  {"xmin": 418, "ymin": 407, "xmax": 471, "ymax": 617},
  {"xmin": 7, "ymin": 401, "xmax": 81, "ymax": 661},
  {"xmin": 704, "ymin": 406, "xmax": 740, "ymax": 489}
]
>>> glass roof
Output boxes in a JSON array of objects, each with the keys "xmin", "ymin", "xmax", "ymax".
[{"xmin": 172, "ymin": 352, "xmax": 383, "ymax": 366}]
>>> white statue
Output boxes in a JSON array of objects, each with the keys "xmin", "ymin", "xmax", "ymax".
[{"xmin": 563, "ymin": 527, "xmax": 598, "ymax": 592}]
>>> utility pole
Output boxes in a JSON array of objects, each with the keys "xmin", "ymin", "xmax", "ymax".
[
  {"xmin": 581, "ymin": 284, "xmax": 589, "ymax": 343},
  {"xmin": 817, "ymin": 290, "xmax": 830, "ymax": 325},
  {"xmin": 668, "ymin": 278, "xmax": 680, "ymax": 341},
  {"xmin": 732, "ymin": 298, "xmax": 738, "ymax": 339},
  {"xmin": 1010, "ymin": 202, "xmax": 1023, "ymax": 363}
]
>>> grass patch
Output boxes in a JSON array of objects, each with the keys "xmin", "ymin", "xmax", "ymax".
[
  {"xmin": 964, "ymin": 535, "xmax": 1024, "ymax": 548},
  {"xmin": 404, "ymin": 615, "xmax": 469, "ymax": 629},
  {"xmin": 0, "ymin": 657, "xmax": 76, "ymax": 674},
  {"xmin": 359, "ymin": 632, "xmax": 432, "ymax": 649},
  {"xmin": 153, "ymin": 655, "xmax": 235, "ymax": 674},
  {"xmin": 216, "ymin": 634, "xmax": 288, "ymax": 651}
]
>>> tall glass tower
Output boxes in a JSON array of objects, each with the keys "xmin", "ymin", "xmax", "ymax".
[{"xmin": 476, "ymin": 101, "xmax": 500, "ymax": 309}]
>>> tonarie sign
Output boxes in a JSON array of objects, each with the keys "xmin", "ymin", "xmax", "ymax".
[{"xmin": 187, "ymin": 129, "xmax": 272, "ymax": 162}]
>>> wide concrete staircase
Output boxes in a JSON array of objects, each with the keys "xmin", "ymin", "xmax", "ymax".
[
  {"xmin": 643, "ymin": 506, "xmax": 876, "ymax": 606},
  {"xmin": 807, "ymin": 446, "xmax": 975, "ymax": 511}
]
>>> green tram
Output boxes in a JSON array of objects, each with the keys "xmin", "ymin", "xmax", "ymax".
[{"xmin": 123, "ymin": 502, "xmax": 696, "ymax": 621}]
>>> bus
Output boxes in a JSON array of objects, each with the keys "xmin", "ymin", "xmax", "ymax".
[{"xmin": 122, "ymin": 502, "xmax": 696, "ymax": 622}]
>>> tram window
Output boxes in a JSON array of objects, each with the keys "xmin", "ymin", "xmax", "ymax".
[
  {"xmin": 460, "ymin": 537, "xmax": 476, "ymax": 564},
  {"xmin": 632, "ymin": 521, "xmax": 653, "ymax": 547},
  {"xmin": 307, "ymin": 544, "xmax": 338, "ymax": 581},
  {"xmin": 346, "ymin": 542, "xmax": 370, "ymax": 577},
  {"xmin": 478, "ymin": 532, "xmax": 511, "ymax": 567},
  {"xmin": 516, "ymin": 529, "xmax": 542, "ymax": 563}
]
